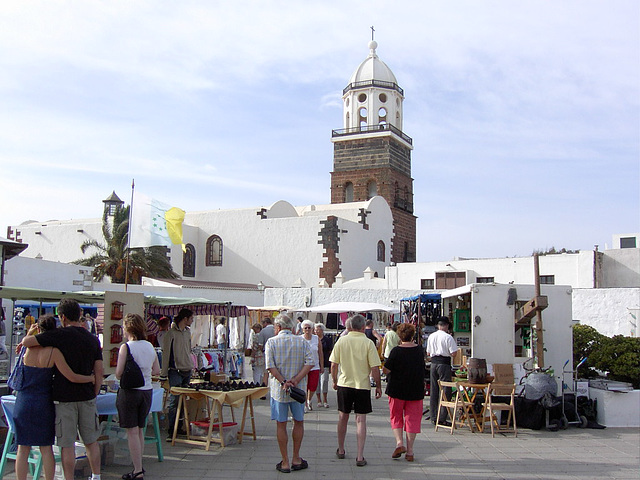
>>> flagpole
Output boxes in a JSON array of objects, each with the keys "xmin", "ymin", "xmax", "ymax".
[{"xmin": 125, "ymin": 179, "xmax": 135, "ymax": 291}]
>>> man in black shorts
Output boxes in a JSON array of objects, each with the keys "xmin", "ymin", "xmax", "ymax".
[
  {"xmin": 329, "ymin": 314, "xmax": 381, "ymax": 467},
  {"xmin": 21, "ymin": 298, "xmax": 103, "ymax": 480}
]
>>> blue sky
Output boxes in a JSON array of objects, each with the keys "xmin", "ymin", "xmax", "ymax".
[{"xmin": 1, "ymin": 1, "xmax": 638, "ymax": 262}]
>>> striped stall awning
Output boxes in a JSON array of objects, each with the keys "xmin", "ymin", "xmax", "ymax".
[{"xmin": 146, "ymin": 303, "xmax": 248, "ymax": 318}]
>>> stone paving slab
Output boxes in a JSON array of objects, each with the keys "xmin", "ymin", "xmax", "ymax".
[{"xmin": 1, "ymin": 393, "xmax": 637, "ymax": 479}]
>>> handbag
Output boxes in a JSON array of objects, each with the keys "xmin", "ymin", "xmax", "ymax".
[
  {"xmin": 288, "ymin": 386, "xmax": 306, "ymax": 404},
  {"xmin": 8, "ymin": 347, "xmax": 26, "ymax": 391},
  {"xmin": 120, "ymin": 344, "xmax": 145, "ymax": 389}
]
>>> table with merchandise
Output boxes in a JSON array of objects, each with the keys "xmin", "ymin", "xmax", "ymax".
[{"xmin": 169, "ymin": 383, "xmax": 269, "ymax": 450}]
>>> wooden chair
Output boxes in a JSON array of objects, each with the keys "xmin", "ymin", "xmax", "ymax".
[
  {"xmin": 435, "ymin": 380, "xmax": 474, "ymax": 434},
  {"xmin": 484, "ymin": 383, "xmax": 517, "ymax": 437}
]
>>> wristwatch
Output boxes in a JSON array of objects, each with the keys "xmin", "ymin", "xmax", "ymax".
[{"xmin": 280, "ymin": 379, "xmax": 286, "ymax": 386}]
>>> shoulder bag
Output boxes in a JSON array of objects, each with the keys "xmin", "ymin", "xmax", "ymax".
[
  {"xmin": 8, "ymin": 347, "xmax": 26, "ymax": 392},
  {"xmin": 120, "ymin": 344, "xmax": 145, "ymax": 389}
]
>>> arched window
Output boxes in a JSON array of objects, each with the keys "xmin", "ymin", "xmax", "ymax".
[
  {"xmin": 206, "ymin": 235, "xmax": 223, "ymax": 266},
  {"xmin": 345, "ymin": 182, "xmax": 354, "ymax": 202},
  {"xmin": 367, "ymin": 180, "xmax": 377, "ymax": 200},
  {"xmin": 377, "ymin": 240, "xmax": 385, "ymax": 262},
  {"xmin": 183, "ymin": 243, "xmax": 196, "ymax": 277},
  {"xmin": 359, "ymin": 107, "xmax": 367, "ymax": 128}
]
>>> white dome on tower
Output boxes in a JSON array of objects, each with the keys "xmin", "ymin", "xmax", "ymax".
[
  {"xmin": 349, "ymin": 40, "xmax": 398, "ymax": 85},
  {"xmin": 340, "ymin": 40, "xmax": 406, "ymax": 133}
]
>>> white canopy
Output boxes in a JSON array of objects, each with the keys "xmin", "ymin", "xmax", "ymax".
[{"xmin": 299, "ymin": 301, "xmax": 399, "ymax": 314}]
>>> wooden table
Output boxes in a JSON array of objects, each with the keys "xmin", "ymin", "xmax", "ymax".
[
  {"xmin": 169, "ymin": 386, "xmax": 269, "ymax": 450},
  {"xmin": 456, "ymin": 381, "xmax": 490, "ymax": 433}
]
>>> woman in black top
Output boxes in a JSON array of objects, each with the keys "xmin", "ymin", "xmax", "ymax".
[
  {"xmin": 382, "ymin": 323, "xmax": 424, "ymax": 462},
  {"xmin": 314, "ymin": 323, "xmax": 333, "ymax": 408}
]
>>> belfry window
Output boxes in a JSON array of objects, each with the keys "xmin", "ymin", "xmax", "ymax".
[
  {"xmin": 367, "ymin": 180, "xmax": 377, "ymax": 199},
  {"xmin": 359, "ymin": 107, "xmax": 367, "ymax": 128},
  {"xmin": 378, "ymin": 107, "xmax": 387, "ymax": 125},
  {"xmin": 206, "ymin": 235, "xmax": 223, "ymax": 267},
  {"xmin": 345, "ymin": 182, "xmax": 354, "ymax": 202}
]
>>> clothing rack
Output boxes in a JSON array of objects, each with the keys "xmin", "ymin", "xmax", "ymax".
[{"xmin": 192, "ymin": 347, "xmax": 244, "ymax": 379}]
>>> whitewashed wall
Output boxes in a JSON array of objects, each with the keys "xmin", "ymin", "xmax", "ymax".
[
  {"xmin": 174, "ymin": 197, "xmax": 392, "ymax": 288},
  {"xmin": 386, "ymin": 248, "xmax": 638, "ymax": 290},
  {"xmin": 263, "ymin": 286, "xmax": 417, "ymax": 312},
  {"xmin": 573, "ymin": 288, "xmax": 640, "ymax": 337},
  {"xmin": 601, "ymin": 249, "xmax": 640, "ymax": 288},
  {"xmin": 5, "ymin": 256, "xmax": 93, "ymax": 291},
  {"xmin": 10, "ymin": 218, "xmax": 103, "ymax": 264},
  {"xmin": 386, "ymin": 251, "xmax": 597, "ymax": 289},
  {"xmin": 11, "ymin": 198, "xmax": 392, "ymax": 291}
]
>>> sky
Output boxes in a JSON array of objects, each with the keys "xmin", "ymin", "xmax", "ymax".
[{"xmin": 1, "ymin": 0, "xmax": 638, "ymax": 262}]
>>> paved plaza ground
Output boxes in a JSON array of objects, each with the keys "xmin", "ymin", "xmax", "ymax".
[{"xmin": 5, "ymin": 391, "xmax": 637, "ymax": 480}]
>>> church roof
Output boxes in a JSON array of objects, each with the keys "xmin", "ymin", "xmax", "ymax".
[{"xmin": 348, "ymin": 40, "xmax": 398, "ymax": 85}]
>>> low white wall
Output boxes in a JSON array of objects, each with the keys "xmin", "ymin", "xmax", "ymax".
[{"xmin": 590, "ymin": 388, "xmax": 640, "ymax": 427}]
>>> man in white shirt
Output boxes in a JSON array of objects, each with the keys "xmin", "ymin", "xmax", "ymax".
[
  {"xmin": 216, "ymin": 318, "xmax": 227, "ymax": 350},
  {"xmin": 426, "ymin": 318, "xmax": 458, "ymax": 425}
]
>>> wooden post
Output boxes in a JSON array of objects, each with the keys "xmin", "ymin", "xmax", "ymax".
[{"xmin": 533, "ymin": 253, "xmax": 544, "ymax": 367}]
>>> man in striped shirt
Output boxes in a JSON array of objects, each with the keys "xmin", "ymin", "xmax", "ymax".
[{"xmin": 265, "ymin": 314, "xmax": 314, "ymax": 473}]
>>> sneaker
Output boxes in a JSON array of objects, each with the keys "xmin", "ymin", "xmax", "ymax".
[
  {"xmin": 317, "ymin": 402, "xmax": 323, "ymax": 409},
  {"xmin": 323, "ymin": 403, "xmax": 330, "ymax": 408}
]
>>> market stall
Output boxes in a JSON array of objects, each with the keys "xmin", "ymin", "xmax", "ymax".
[
  {"xmin": 246, "ymin": 305, "xmax": 294, "ymax": 328},
  {"xmin": 0, "ymin": 286, "xmax": 248, "ymax": 380},
  {"xmin": 298, "ymin": 301, "xmax": 399, "ymax": 331}
]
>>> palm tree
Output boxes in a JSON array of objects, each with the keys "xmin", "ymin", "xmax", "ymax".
[{"xmin": 75, "ymin": 205, "xmax": 179, "ymax": 284}]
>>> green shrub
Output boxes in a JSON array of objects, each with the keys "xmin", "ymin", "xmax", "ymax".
[{"xmin": 572, "ymin": 324, "xmax": 640, "ymax": 389}]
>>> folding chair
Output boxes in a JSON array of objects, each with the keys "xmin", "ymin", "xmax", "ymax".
[
  {"xmin": 484, "ymin": 383, "xmax": 517, "ymax": 437},
  {"xmin": 435, "ymin": 380, "xmax": 474, "ymax": 434},
  {"xmin": 0, "ymin": 396, "xmax": 60, "ymax": 480}
]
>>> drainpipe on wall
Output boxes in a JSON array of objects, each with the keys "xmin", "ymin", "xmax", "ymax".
[{"xmin": 593, "ymin": 245, "xmax": 599, "ymax": 289}]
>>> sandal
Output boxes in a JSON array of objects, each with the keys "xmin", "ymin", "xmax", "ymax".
[
  {"xmin": 291, "ymin": 458, "xmax": 308, "ymax": 471},
  {"xmin": 122, "ymin": 470, "xmax": 145, "ymax": 480},
  {"xmin": 356, "ymin": 458, "xmax": 367, "ymax": 467},
  {"xmin": 276, "ymin": 461, "xmax": 291, "ymax": 473},
  {"xmin": 336, "ymin": 448, "xmax": 346, "ymax": 459},
  {"xmin": 392, "ymin": 445, "xmax": 407, "ymax": 458}
]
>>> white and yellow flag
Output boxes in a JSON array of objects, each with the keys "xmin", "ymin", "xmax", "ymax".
[{"xmin": 129, "ymin": 192, "xmax": 185, "ymax": 250}]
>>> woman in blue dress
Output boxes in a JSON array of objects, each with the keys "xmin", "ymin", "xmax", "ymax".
[{"xmin": 13, "ymin": 315, "xmax": 95, "ymax": 480}]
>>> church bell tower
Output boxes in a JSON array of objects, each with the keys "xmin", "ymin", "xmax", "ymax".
[{"xmin": 330, "ymin": 38, "xmax": 416, "ymax": 263}]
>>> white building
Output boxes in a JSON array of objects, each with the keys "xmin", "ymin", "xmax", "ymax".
[{"xmin": 7, "ymin": 196, "xmax": 393, "ymax": 290}]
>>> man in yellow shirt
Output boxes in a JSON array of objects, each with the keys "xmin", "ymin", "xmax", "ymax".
[
  {"xmin": 23, "ymin": 308, "xmax": 36, "ymax": 332},
  {"xmin": 329, "ymin": 314, "xmax": 381, "ymax": 467}
]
